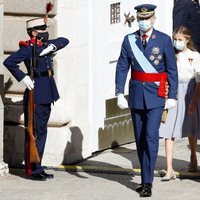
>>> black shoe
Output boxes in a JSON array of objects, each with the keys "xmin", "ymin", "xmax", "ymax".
[
  {"xmin": 30, "ymin": 173, "xmax": 46, "ymax": 181},
  {"xmin": 41, "ymin": 171, "xmax": 54, "ymax": 179},
  {"xmin": 135, "ymin": 184, "xmax": 144, "ymax": 193},
  {"xmin": 140, "ymin": 183, "xmax": 152, "ymax": 197}
]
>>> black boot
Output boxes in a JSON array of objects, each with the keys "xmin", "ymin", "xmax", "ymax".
[
  {"xmin": 41, "ymin": 171, "xmax": 54, "ymax": 179},
  {"xmin": 30, "ymin": 173, "xmax": 46, "ymax": 181},
  {"xmin": 140, "ymin": 183, "xmax": 152, "ymax": 197}
]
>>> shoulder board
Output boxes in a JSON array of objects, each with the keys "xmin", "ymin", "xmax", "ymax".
[{"xmin": 19, "ymin": 40, "xmax": 30, "ymax": 48}]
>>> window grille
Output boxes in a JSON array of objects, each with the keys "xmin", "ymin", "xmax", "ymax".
[{"xmin": 110, "ymin": 2, "xmax": 120, "ymax": 24}]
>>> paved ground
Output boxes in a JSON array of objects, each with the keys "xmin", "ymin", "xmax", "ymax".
[{"xmin": 0, "ymin": 138, "xmax": 200, "ymax": 200}]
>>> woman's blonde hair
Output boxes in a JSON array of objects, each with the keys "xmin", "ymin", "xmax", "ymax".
[{"xmin": 173, "ymin": 26, "xmax": 197, "ymax": 51}]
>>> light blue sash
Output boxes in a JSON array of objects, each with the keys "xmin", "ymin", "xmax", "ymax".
[{"xmin": 128, "ymin": 34, "xmax": 157, "ymax": 73}]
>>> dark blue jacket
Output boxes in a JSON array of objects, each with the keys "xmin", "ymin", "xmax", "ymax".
[
  {"xmin": 173, "ymin": 0, "xmax": 200, "ymax": 44},
  {"xmin": 115, "ymin": 29, "xmax": 178, "ymax": 109},
  {"xmin": 3, "ymin": 37, "xmax": 69, "ymax": 104}
]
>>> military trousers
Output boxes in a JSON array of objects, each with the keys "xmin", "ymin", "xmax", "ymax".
[
  {"xmin": 131, "ymin": 107, "xmax": 163, "ymax": 184},
  {"xmin": 24, "ymin": 91, "xmax": 51, "ymax": 175}
]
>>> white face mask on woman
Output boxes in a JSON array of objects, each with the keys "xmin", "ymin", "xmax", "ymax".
[
  {"xmin": 173, "ymin": 40, "xmax": 186, "ymax": 51},
  {"xmin": 138, "ymin": 20, "xmax": 152, "ymax": 32}
]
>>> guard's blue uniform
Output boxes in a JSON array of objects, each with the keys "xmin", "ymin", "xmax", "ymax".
[
  {"xmin": 115, "ymin": 29, "xmax": 178, "ymax": 184},
  {"xmin": 173, "ymin": 0, "xmax": 200, "ymax": 52},
  {"xmin": 3, "ymin": 37, "xmax": 69, "ymax": 174}
]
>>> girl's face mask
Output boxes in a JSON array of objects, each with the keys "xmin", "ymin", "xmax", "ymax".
[
  {"xmin": 173, "ymin": 33, "xmax": 188, "ymax": 51},
  {"xmin": 173, "ymin": 40, "xmax": 186, "ymax": 51}
]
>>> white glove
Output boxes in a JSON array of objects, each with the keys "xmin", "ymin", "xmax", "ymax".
[
  {"xmin": 21, "ymin": 75, "xmax": 34, "ymax": 90},
  {"xmin": 164, "ymin": 98, "xmax": 176, "ymax": 109},
  {"xmin": 117, "ymin": 94, "xmax": 128, "ymax": 109},
  {"xmin": 39, "ymin": 44, "xmax": 55, "ymax": 56}
]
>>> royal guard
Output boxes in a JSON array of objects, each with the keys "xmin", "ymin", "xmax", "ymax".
[
  {"xmin": 115, "ymin": 4, "xmax": 178, "ymax": 197},
  {"xmin": 3, "ymin": 3, "xmax": 69, "ymax": 181}
]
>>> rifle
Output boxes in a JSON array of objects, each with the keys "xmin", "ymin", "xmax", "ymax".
[{"xmin": 26, "ymin": 37, "xmax": 40, "ymax": 163}]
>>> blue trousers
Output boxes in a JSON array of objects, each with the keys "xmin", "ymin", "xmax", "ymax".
[
  {"xmin": 24, "ymin": 92, "xmax": 51, "ymax": 174},
  {"xmin": 131, "ymin": 107, "xmax": 163, "ymax": 184}
]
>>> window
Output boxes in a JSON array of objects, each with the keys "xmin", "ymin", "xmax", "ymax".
[{"xmin": 110, "ymin": 2, "xmax": 120, "ymax": 24}]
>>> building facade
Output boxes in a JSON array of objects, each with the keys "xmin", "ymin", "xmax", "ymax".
[
  {"xmin": 1, "ymin": 0, "xmax": 174, "ymax": 167},
  {"xmin": 0, "ymin": 0, "xmax": 9, "ymax": 176}
]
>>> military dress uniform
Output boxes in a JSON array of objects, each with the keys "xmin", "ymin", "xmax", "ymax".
[
  {"xmin": 3, "ymin": 17, "xmax": 69, "ymax": 179},
  {"xmin": 115, "ymin": 4, "xmax": 178, "ymax": 196},
  {"xmin": 173, "ymin": 0, "xmax": 200, "ymax": 52}
]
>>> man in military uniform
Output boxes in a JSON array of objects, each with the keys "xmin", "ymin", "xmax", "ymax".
[
  {"xmin": 115, "ymin": 4, "xmax": 178, "ymax": 197},
  {"xmin": 3, "ymin": 17, "xmax": 69, "ymax": 181},
  {"xmin": 173, "ymin": 0, "xmax": 200, "ymax": 52}
]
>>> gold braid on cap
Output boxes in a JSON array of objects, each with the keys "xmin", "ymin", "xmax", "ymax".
[{"xmin": 137, "ymin": 6, "xmax": 155, "ymax": 17}]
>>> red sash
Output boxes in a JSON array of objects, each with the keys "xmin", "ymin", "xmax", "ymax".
[{"xmin": 131, "ymin": 71, "xmax": 167, "ymax": 98}]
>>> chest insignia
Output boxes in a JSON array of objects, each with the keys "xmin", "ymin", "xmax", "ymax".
[
  {"xmin": 188, "ymin": 58, "xmax": 193, "ymax": 66},
  {"xmin": 149, "ymin": 47, "xmax": 162, "ymax": 65}
]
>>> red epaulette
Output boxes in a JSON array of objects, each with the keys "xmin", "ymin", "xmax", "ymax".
[
  {"xmin": 19, "ymin": 40, "xmax": 30, "ymax": 48},
  {"xmin": 19, "ymin": 39, "xmax": 43, "ymax": 48}
]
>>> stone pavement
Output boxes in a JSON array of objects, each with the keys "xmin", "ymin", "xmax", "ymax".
[{"xmin": 0, "ymin": 138, "xmax": 200, "ymax": 200}]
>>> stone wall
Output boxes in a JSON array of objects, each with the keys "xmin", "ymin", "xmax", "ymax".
[
  {"xmin": 3, "ymin": 0, "xmax": 94, "ymax": 167},
  {"xmin": 3, "ymin": 0, "xmax": 75, "ymax": 167},
  {"xmin": 0, "ymin": 0, "xmax": 9, "ymax": 176},
  {"xmin": 2, "ymin": 0, "xmax": 164, "ymax": 168}
]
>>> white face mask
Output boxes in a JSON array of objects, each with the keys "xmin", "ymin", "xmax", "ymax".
[
  {"xmin": 138, "ymin": 20, "xmax": 152, "ymax": 32},
  {"xmin": 173, "ymin": 41, "xmax": 185, "ymax": 51}
]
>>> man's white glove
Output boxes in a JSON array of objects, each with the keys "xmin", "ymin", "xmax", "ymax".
[
  {"xmin": 117, "ymin": 94, "xmax": 128, "ymax": 109},
  {"xmin": 39, "ymin": 44, "xmax": 55, "ymax": 56},
  {"xmin": 164, "ymin": 98, "xmax": 176, "ymax": 109},
  {"xmin": 21, "ymin": 75, "xmax": 34, "ymax": 90}
]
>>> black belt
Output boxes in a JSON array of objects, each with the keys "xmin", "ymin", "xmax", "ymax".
[{"xmin": 34, "ymin": 70, "xmax": 54, "ymax": 77}]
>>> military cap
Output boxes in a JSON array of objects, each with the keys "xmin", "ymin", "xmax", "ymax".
[
  {"xmin": 134, "ymin": 4, "xmax": 157, "ymax": 18},
  {"xmin": 26, "ymin": 17, "xmax": 47, "ymax": 30}
]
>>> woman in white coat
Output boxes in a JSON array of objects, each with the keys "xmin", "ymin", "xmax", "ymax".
[{"xmin": 160, "ymin": 26, "xmax": 200, "ymax": 181}]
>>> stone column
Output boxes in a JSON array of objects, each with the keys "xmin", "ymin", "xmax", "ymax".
[
  {"xmin": 0, "ymin": 0, "xmax": 9, "ymax": 176},
  {"xmin": 0, "ymin": 95, "xmax": 9, "ymax": 176}
]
